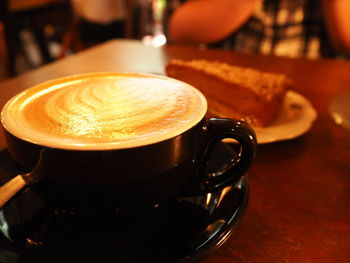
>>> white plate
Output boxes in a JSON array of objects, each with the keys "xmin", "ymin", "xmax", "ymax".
[{"xmin": 253, "ymin": 90, "xmax": 317, "ymax": 144}]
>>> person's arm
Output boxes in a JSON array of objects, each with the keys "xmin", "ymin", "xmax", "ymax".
[
  {"xmin": 168, "ymin": 0, "xmax": 260, "ymax": 44},
  {"xmin": 322, "ymin": 0, "xmax": 350, "ymax": 54}
]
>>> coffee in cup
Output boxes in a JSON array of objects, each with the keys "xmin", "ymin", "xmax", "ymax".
[
  {"xmin": 0, "ymin": 72, "xmax": 256, "ymax": 212},
  {"xmin": 3, "ymin": 72, "xmax": 206, "ymax": 151}
]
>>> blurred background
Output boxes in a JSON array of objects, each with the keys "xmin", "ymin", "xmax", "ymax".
[
  {"xmin": 1, "ymin": 0, "xmax": 349, "ymax": 81},
  {"xmin": 0, "ymin": 0, "xmax": 180, "ymax": 80}
]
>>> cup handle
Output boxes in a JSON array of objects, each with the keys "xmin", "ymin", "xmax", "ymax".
[{"xmin": 196, "ymin": 118, "xmax": 257, "ymax": 193}]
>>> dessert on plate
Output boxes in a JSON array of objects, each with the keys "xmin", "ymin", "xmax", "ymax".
[{"xmin": 165, "ymin": 59, "xmax": 292, "ymax": 127}]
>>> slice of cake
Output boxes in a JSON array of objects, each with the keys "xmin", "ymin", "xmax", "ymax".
[{"xmin": 165, "ymin": 59, "xmax": 291, "ymax": 127}]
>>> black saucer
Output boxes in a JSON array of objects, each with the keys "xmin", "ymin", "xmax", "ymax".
[{"xmin": 0, "ymin": 143, "xmax": 248, "ymax": 263}]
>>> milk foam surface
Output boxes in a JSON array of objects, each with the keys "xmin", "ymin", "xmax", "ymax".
[{"xmin": 1, "ymin": 73, "xmax": 207, "ymax": 150}]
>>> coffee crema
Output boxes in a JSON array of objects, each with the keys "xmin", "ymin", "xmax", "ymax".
[{"xmin": 1, "ymin": 73, "xmax": 207, "ymax": 150}]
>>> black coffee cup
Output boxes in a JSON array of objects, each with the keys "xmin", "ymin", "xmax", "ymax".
[{"xmin": 0, "ymin": 72, "xmax": 256, "ymax": 213}]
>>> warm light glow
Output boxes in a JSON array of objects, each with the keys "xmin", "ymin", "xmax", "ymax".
[
  {"xmin": 217, "ymin": 186, "xmax": 232, "ymax": 207},
  {"xmin": 206, "ymin": 193, "xmax": 212, "ymax": 206},
  {"xmin": 142, "ymin": 33, "xmax": 167, "ymax": 47},
  {"xmin": 332, "ymin": 113, "xmax": 343, "ymax": 125},
  {"xmin": 152, "ymin": 34, "xmax": 167, "ymax": 47}
]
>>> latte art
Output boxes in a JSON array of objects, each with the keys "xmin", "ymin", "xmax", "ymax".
[{"xmin": 1, "ymin": 73, "xmax": 207, "ymax": 150}]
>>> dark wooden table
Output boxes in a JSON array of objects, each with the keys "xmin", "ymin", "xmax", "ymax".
[{"xmin": 1, "ymin": 39, "xmax": 350, "ymax": 262}]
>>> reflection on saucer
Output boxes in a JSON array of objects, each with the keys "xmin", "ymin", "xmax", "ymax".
[{"xmin": 0, "ymin": 144, "xmax": 248, "ymax": 263}]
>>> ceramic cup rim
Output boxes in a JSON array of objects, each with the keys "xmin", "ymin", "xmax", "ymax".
[{"xmin": 1, "ymin": 72, "xmax": 208, "ymax": 151}]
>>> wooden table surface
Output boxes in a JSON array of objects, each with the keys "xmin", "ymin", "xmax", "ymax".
[{"xmin": 1, "ymin": 39, "xmax": 350, "ymax": 262}]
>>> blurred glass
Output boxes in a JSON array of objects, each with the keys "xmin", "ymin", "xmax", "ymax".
[
  {"xmin": 329, "ymin": 91, "xmax": 350, "ymax": 130},
  {"xmin": 141, "ymin": 0, "xmax": 167, "ymax": 47}
]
